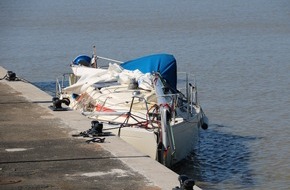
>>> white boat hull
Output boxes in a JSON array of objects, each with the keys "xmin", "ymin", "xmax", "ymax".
[
  {"xmin": 171, "ymin": 120, "xmax": 200, "ymax": 164},
  {"xmin": 103, "ymin": 115, "xmax": 201, "ymax": 167}
]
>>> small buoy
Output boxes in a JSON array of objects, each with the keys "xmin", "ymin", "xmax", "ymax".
[{"xmin": 202, "ymin": 123, "xmax": 208, "ymax": 130}]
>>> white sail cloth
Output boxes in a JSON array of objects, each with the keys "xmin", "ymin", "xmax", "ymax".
[{"xmin": 63, "ymin": 63, "xmax": 153, "ymax": 94}]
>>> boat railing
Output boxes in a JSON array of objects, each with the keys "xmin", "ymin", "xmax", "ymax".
[
  {"xmin": 177, "ymin": 72, "xmax": 198, "ymax": 117},
  {"xmin": 92, "ymin": 56, "xmax": 123, "ymax": 69},
  {"xmin": 55, "ymin": 73, "xmax": 72, "ymax": 97},
  {"xmin": 96, "ymin": 56, "xmax": 123, "ymax": 64},
  {"xmin": 83, "ymin": 94, "xmax": 155, "ymax": 128},
  {"xmin": 68, "ymin": 73, "xmax": 80, "ymax": 86}
]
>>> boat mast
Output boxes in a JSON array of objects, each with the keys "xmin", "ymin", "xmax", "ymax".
[{"xmin": 92, "ymin": 45, "xmax": 97, "ymax": 68}]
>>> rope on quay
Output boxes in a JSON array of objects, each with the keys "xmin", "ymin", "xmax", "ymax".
[{"xmin": 0, "ymin": 70, "xmax": 56, "ymax": 95}]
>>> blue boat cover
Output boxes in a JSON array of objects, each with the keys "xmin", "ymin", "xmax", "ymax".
[
  {"xmin": 121, "ymin": 54, "xmax": 177, "ymax": 91},
  {"xmin": 72, "ymin": 55, "xmax": 91, "ymax": 66}
]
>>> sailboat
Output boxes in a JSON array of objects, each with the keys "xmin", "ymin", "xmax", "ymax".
[{"xmin": 55, "ymin": 48, "xmax": 208, "ymax": 167}]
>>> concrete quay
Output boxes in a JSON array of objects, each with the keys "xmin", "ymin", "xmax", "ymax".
[{"xmin": 0, "ymin": 67, "xmax": 201, "ymax": 190}]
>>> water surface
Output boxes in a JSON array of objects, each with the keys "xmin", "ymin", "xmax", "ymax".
[{"xmin": 1, "ymin": 1, "xmax": 290, "ymax": 189}]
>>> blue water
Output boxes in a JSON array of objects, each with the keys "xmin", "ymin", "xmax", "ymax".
[{"xmin": 1, "ymin": 1, "xmax": 290, "ymax": 189}]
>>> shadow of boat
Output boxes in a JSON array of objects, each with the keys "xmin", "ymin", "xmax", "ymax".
[{"xmin": 173, "ymin": 124, "xmax": 261, "ymax": 190}]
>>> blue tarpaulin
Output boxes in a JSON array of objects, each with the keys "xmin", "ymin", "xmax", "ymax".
[
  {"xmin": 120, "ymin": 54, "xmax": 177, "ymax": 91},
  {"xmin": 72, "ymin": 55, "xmax": 91, "ymax": 66}
]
